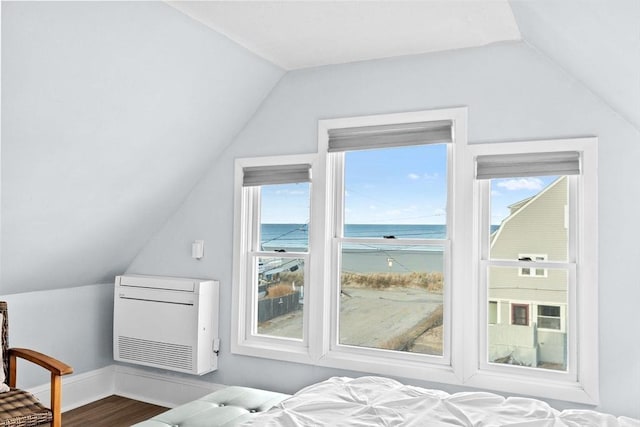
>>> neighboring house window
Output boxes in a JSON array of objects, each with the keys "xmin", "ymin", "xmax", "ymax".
[
  {"xmin": 232, "ymin": 109, "xmax": 598, "ymax": 404},
  {"xmin": 537, "ymin": 305, "xmax": 562, "ymax": 330},
  {"xmin": 518, "ymin": 254, "xmax": 548, "ymax": 277},
  {"xmin": 511, "ymin": 303, "xmax": 529, "ymax": 326},
  {"xmin": 488, "ymin": 301, "xmax": 498, "ymax": 324}
]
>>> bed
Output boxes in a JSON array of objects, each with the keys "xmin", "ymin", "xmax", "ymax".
[
  {"xmin": 136, "ymin": 376, "xmax": 639, "ymax": 427},
  {"xmin": 244, "ymin": 376, "xmax": 639, "ymax": 426}
]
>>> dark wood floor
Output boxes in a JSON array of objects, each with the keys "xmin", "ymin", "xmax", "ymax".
[{"xmin": 54, "ymin": 395, "xmax": 168, "ymax": 427}]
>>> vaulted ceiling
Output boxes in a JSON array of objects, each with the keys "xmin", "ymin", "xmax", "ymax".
[
  {"xmin": 166, "ymin": 1, "xmax": 522, "ymax": 69},
  {"xmin": 167, "ymin": 0, "xmax": 639, "ymax": 130},
  {"xmin": 1, "ymin": 1, "xmax": 638, "ymax": 294}
]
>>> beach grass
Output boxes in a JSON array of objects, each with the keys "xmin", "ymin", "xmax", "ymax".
[
  {"xmin": 273, "ymin": 271, "xmax": 444, "ymax": 294},
  {"xmin": 341, "ymin": 271, "xmax": 443, "ymax": 293},
  {"xmin": 264, "ymin": 283, "xmax": 296, "ymax": 298},
  {"xmin": 279, "ymin": 271, "xmax": 444, "ymax": 293}
]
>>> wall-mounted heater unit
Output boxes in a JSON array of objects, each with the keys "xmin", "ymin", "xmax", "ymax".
[{"xmin": 114, "ymin": 274, "xmax": 219, "ymax": 375}]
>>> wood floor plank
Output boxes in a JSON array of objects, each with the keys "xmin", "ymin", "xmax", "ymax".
[{"xmin": 55, "ymin": 395, "xmax": 168, "ymax": 427}]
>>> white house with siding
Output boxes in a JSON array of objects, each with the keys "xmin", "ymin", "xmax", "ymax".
[{"xmin": 488, "ymin": 176, "xmax": 568, "ymax": 369}]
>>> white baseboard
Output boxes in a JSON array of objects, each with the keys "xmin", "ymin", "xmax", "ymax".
[
  {"xmin": 27, "ymin": 364, "xmax": 226, "ymax": 412},
  {"xmin": 29, "ymin": 365, "xmax": 116, "ymax": 412}
]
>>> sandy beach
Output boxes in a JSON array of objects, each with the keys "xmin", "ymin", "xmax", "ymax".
[{"xmin": 258, "ymin": 285, "xmax": 443, "ymax": 355}]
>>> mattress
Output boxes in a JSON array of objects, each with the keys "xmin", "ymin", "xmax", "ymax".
[{"xmin": 245, "ymin": 376, "xmax": 639, "ymax": 426}]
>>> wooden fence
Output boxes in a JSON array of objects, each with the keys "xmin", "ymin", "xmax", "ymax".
[{"xmin": 258, "ymin": 292, "xmax": 301, "ymax": 322}]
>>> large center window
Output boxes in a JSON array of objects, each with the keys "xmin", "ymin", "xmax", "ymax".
[{"xmin": 335, "ymin": 143, "xmax": 448, "ymax": 358}]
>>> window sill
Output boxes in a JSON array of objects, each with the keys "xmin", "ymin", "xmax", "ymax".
[{"xmin": 464, "ymin": 369, "xmax": 599, "ymax": 405}]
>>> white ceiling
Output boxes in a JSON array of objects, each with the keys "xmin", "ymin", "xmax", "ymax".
[{"xmin": 166, "ymin": 1, "xmax": 522, "ymax": 70}]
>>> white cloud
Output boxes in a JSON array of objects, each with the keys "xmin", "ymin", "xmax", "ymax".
[
  {"xmin": 276, "ymin": 189, "xmax": 307, "ymax": 195},
  {"xmin": 496, "ymin": 178, "xmax": 544, "ymax": 191},
  {"xmin": 408, "ymin": 172, "xmax": 439, "ymax": 181}
]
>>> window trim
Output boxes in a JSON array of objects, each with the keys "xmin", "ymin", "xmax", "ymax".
[
  {"xmin": 231, "ymin": 154, "xmax": 319, "ymax": 365},
  {"xmin": 467, "ymin": 137, "xmax": 598, "ymax": 404},
  {"xmin": 314, "ymin": 108, "xmax": 465, "ymax": 385},
  {"xmin": 231, "ymin": 110, "xmax": 598, "ymax": 405}
]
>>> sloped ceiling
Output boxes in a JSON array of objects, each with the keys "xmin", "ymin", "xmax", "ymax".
[
  {"xmin": 510, "ymin": 0, "xmax": 640, "ymax": 131},
  {"xmin": 166, "ymin": 1, "xmax": 521, "ymax": 69},
  {"xmin": 2, "ymin": 1, "xmax": 638, "ymax": 295},
  {"xmin": 168, "ymin": 0, "xmax": 639, "ymax": 129},
  {"xmin": 1, "ymin": 1, "xmax": 283, "ymax": 294}
]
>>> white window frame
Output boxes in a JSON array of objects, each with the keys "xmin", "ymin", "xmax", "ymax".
[
  {"xmin": 314, "ymin": 108, "xmax": 466, "ymax": 385},
  {"xmin": 231, "ymin": 154, "xmax": 319, "ymax": 365},
  {"xmin": 231, "ymin": 109, "xmax": 598, "ymax": 404},
  {"xmin": 468, "ymin": 137, "xmax": 598, "ymax": 404},
  {"xmin": 536, "ymin": 303, "xmax": 565, "ymax": 332}
]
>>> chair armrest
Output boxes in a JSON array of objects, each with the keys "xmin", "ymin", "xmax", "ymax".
[
  {"xmin": 8, "ymin": 348, "xmax": 73, "ymax": 427},
  {"xmin": 9, "ymin": 348, "xmax": 73, "ymax": 377}
]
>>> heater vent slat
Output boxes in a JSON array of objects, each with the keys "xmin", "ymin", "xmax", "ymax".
[{"xmin": 118, "ymin": 336, "xmax": 193, "ymax": 371}]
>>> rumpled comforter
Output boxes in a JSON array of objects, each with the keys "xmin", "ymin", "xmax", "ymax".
[{"xmin": 246, "ymin": 376, "xmax": 640, "ymax": 426}]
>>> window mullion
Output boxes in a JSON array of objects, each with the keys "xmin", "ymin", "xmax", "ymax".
[
  {"xmin": 329, "ymin": 152, "xmax": 344, "ymax": 353},
  {"xmin": 340, "ymin": 237, "xmax": 447, "ymax": 246},
  {"xmin": 482, "ymin": 259, "xmax": 575, "ymax": 269}
]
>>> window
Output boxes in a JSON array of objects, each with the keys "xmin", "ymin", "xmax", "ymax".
[
  {"xmin": 323, "ymin": 113, "xmax": 457, "ymax": 374},
  {"xmin": 472, "ymin": 139, "xmax": 598, "ymax": 402},
  {"xmin": 488, "ymin": 301, "xmax": 498, "ymax": 324},
  {"xmin": 231, "ymin": 157, "xmax": 315, "ymax": 360},
  {"xmin": 232, "ymin": 109, "xmax": 598, "ymax": 404},
  {"xmin": 518, "ymin": 254, "xmax": 548, "ymax": 277},
  {"xmin": 334, "ymin": 144, "xmax": 448, "ymax": 358},
  {"xmin": 511, "ymin": 303, "xmax": 529, "ymax": 326},
  {"xmin": 537, "ymin": 305, "xmax": 562, "ymax": 330}
]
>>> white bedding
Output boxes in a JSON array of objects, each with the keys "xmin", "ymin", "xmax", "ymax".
[{"xmin": 246, "ymin": 376, "xmax": 640, "ymax": 427}]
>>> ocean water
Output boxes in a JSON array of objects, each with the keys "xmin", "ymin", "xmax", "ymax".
[
  {"xmin": 261, "ymin": 224, "xmax": 447, "ymax": 249},
  {"xmin": 261, "ymin": 224, "xmax": 448, "ymax": 274}
]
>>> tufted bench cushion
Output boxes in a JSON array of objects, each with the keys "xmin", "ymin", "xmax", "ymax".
[{"xmin": 132, "ymin": 386, "xmax": 290, "ymax": 427}]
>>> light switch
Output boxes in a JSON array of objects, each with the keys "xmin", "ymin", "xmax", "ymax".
[{"xmin": 192, "ymin": 240, "xmax": 204, "ymax": 259}]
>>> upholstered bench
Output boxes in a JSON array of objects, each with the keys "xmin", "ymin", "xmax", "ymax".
[{"xmin": 132, "ymin": 386, "xmax": 290, "ymax": 427}]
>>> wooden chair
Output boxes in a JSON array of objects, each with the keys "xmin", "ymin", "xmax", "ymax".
[{"xmin": 0, "ymin": 301, "xmax": 73, "ymax": 427}]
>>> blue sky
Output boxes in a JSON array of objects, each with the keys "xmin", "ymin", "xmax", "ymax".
[
  {"xmin": 343, "ymin": 144, "xmax": 447, "ymax": 224},
  {"xmin": 260, "ymin": 145, "xmax": 557, "ymax": 225}
]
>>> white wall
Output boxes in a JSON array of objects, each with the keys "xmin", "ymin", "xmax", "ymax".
[
  {"xmin": 1, "ymin": 283, "xmax": 114, "ymax": 388},
  {"xmin": 128, "ymin": 41, "xmax": 640, "ymax": 418},
  {"xmin": 1, "ymin": 1, "xmax": 283, "ymax": 295},
  {"xmin": 510, "ymin": 0, "xmax": 640, "ymax": 130}
]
